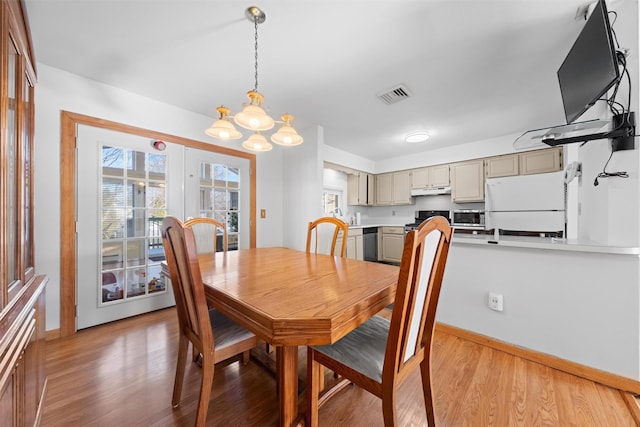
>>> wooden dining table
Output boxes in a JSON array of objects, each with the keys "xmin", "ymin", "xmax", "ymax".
[{"xmin": 198, "ymin": 247, "xmax": 399, "ymax": 427}]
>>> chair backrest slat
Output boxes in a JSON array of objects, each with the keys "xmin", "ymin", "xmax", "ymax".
[
  {"xmin": 383, "ymin": 216, "xmax": 452, "ymax": 379},
  {"xmin": 306, "ymin": 217, "xmax": 349, "ymax": 257},
  {"xmin": 162, "ymin": 217, "xmax": 214, "ymax": 352},
  {"xmin": 184, "ymin": 217, "xmax": 228, "ymax": 254}
]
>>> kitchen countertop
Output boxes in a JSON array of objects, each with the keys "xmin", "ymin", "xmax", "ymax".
[
  {"xmin": 346, "ymin": 223, "xmax": 639, "ymax": 255},
  {"xmin": 348, "ymin": 224, "xmax": 406, "ymax": 229},
  {"xmin": 453, "ymin": 233, "xmax": 639, "ymax": 255}
]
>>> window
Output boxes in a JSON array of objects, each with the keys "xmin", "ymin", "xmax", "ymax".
[{"xmin": 322, "ymin": 189, "xmax": 342, "ymax": 215}]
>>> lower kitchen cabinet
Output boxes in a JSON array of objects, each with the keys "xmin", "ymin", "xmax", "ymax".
[
  {"xmin": 379, "ymin": 227, "xmax": 404, "ymax": 264},
  {"xmin": 337, "ymin": 228, "xmax": 364, "ymax": 260}
]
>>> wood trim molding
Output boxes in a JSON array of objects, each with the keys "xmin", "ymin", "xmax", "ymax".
[
  {"xmin": 60, "ymin": 111, "xmax": 257, "ymax": 337},
  {"xmin": 436, "ymin": 322, "xmax": 640, "ymax": 395},
  {"xmin": 620, "ymin": 391, "xmax": 640, "ymax": 425},
  {"xmin": 45, "ymin": 328, "xmax": 61, "ymax": 341}
]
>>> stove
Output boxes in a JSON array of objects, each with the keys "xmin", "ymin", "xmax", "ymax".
[{"xmin": 404, "ymin": 210, "xmax": 451, "ymax": 232}]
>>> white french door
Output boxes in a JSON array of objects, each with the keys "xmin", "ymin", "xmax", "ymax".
[
  {"xmin": 76, "ymin": 126, "xmax": 251, "ymax": 330},
  {"xmin": 76, "ymin": 126, "xmax": 183, "ymax": 329},
  {"xmin": 183, "ymin": 147, "xmax": 250, "ymax": 251}
]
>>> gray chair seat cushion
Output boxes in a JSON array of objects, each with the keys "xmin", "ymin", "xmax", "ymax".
[
  {"xmin": 209, "ymin": 309, "xmax": 255, "ymax": 348},
  {"xmin": 312, "ymin": 315, "xmax": 389, "ymax": 383}
]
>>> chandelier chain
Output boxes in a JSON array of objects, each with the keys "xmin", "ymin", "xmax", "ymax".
[{"xmin": 253, "ymin": 15, "xmax": 259, "ymax": 92}]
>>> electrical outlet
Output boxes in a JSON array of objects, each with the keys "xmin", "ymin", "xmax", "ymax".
[
  {"xmin": 488, "ymin": 292, "xmax": 503, "ymax": 312},
  {"xmin": 260, "ymin": 209, "xmax": 266, "ymax": 219}
]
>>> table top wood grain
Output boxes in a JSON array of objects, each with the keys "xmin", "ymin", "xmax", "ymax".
[{"xmin": 199, "ymin": 247, "xmax": 399, "ymax": 346}]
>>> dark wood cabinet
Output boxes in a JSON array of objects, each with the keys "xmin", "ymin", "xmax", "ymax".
[{"xmin": 0, "ymin": 0, "xmax": 47, "ymax": 425}]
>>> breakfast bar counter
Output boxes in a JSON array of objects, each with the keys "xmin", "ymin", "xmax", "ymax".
[{"xmin": 452, "ymin": 233, "xmax": 640, "ymax": 255}]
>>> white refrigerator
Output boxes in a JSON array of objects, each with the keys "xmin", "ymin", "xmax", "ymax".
[{"xmin": 485, "ymin": 171, "xmax": 566, "ymax": 234}]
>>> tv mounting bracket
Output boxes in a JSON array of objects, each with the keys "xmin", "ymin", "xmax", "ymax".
[{"xmin": 513, "ymin": 112, "xmax": 635, "ymax": 152}]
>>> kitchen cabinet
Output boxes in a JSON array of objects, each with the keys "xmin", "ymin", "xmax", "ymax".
[
  {"xmin": 375, "ymin": 171, "xmax": 412, "ymax": 206},
  {"xmin": 520, "ymin": 147, "xmax": 562, "ymax": 175},
  {"xmin": 486, "ymin": 148, "xmax": 562, "ymax": 179},
  {"xmin": 379, "ymin": 227, "xmax": 404, "ymax": 264},
  {"xmin": 348, "ymin": 229, "xmax": 364, "ymax": 260},
  {"xmin": 392, "ymin": 171, "xmax": 412, "ymax": 205},
  {"xmin": 485, "ymin": 154, "xmax": 519, "ymax": 178},
  {"xmin": 411, "ymin": 167, "xmax": 428, "ymax": 189},
  {"xmin": 451, "ymin": 160, "xmax": 485, "ymax": 203},
  {"xmin": 411, "ymin": 164, "xmax": 450, "ymax": 189},
  {"xmin": 337, "ymin": 228, "xmax": 364, "ymax": 260},
  {"xmin": 375, "ymin": 173, "xmax": 393, "ymax": 205},
  {"xmin": 348, "ymin": 172, "xmax": 374, "ymax": 206}
]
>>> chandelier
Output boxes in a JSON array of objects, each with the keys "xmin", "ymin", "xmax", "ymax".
[{"xmin": 205, "ymin": 6, "xmax": 303, "ymax": 152}]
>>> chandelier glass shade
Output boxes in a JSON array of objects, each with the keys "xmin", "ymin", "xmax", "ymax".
[
  {"xmin": 242, "ymin": 132, "xmax": 273, "ymax": 152},
  {"xmin": 204, "ymin": 6, "xmax": 303, "ymax": 152},
  {"xmin": 271, "ymin": 114, "xmax": 303, "ymax": 146},
  {"xmin": 205, "ymin": 106, "xmax": 243, "ymax": 140}
]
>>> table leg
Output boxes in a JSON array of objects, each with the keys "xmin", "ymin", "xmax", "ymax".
[{"xmin": 276, "ymin": 345, "xmax": 299, "ymax": 427}]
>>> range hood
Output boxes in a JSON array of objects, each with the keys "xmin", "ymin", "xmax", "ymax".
[{"xmin": 411, "ymin": 186, "xmax": 451, "ymax": 196}]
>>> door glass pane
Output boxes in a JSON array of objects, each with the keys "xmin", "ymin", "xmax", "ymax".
[
  {"xmin": 7, "ymin": 39, "xmax": 19, "ymax": 286},
  {"xmin": 127, "ymin": 209, "xmax": 146, "ymax": 237},
  {"xmin": 102, "ymin": 178, "xmax": 124, "ymax": 208},
  {"xmin": 147, "ymin": 182, "xmax": 166, "ymax": 209},
  {"xmin": 102, "ymin": 209, "xmax": 125, "ymax": 239},
  {"xmin": 102, "ymin": 146, "xmax": 124, "ymax": 176},
  {"xmin": 102, "ymin": 241, "xmax": 123, "ymax": 269},
  {"xmin": 100, "ymin": 147, "xmax": 168, "ymax": 305},
  {"xmin": 127, "ymin": 150, "xmax": 146, "ymax": 178},
  {"xmin": 126, "ymin": 239, "xmax": 145, "ymax": 267},
  {"xmin": 23, "ymin": 78, "xmax": 33, "ymax": 275},
  {"xmin": 198, "ymin": 162, "xmax": 241, "ymax": 252},
  {"xmin": 148, "ymin": 153, "xmax": 166, "ymax": 180}
]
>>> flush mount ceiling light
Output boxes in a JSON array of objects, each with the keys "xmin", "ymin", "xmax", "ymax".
[
  {"xmin": 204, "ymin": 6, "xmax": 303, "ymax": 152},
  {"xmin": 405, "ymin": 131, "xmax": 430, "ymax": 143}
]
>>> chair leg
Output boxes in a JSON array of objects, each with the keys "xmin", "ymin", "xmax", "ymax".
[
  {"xmin": 194, "ymin": 352, "xmax": 215, "ymax": 427},
  {"xmin": 242, "ymin": 349, "xmax": 251, "ymax": 365},
  {"xmin": 172, "ymin": 334, "xmax": 189, "ymax": 407},
  {"xmin": 421, "ymin": 359, "xmax": 437, "ymax": 427},
  {"xmin": 381, "ymin": 386, "xmax": 398, "ymax": 427},
  {"xmin": 306, "ymin": 349, "xmax": 322, "ymax": 427}
]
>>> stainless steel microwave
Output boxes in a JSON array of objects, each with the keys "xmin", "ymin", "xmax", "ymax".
[{"xmin": 452, "ymin": 210, "xmax": 485, "ymax": 229}]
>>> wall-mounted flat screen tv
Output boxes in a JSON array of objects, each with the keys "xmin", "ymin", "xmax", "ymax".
[{"xmin": 557, "ymin": 0, "xmax": 620, "ymax": 124}]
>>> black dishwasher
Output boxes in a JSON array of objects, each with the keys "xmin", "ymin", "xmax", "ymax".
[{"xmin": 363, "ymin": 227, "xmax": 378, "ymax": 261}]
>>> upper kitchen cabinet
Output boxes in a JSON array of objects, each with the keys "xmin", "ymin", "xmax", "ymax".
[
  {"xmin": 451, "ymin": 159, "xmax": 485, "ymax": 203},
  {"xmin": 485, "ymin": 154, "xmax": 519, "ymax": 178},
  {"xmin": 376, "ymin": 171, "xmax": 413, "ymax": 205},
  {"xmin": 347, "ymin": 172, "xmax": 374, "ymax": 206},
  {"xmin": 375, "ymin": 173, "xmax": 393, "ymax": 205},
  {"xmin": 519, "ymin": 147, "xmax": 563, "ymax": 175},
  {"xmin": 0, "ymin": 0, "xmax": 47, "ymax": 425},
  {"xmin": 411, "ymin": 164, "xmax": 450, "ymax": 189},
  {"xmin": 392, "ymin": 170, "xmax": 412, "ymax": 205}
]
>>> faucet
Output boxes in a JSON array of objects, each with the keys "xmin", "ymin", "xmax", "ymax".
[{"xmin": 333, "ymin": 208, "xmax": 342, "ymax": 218}]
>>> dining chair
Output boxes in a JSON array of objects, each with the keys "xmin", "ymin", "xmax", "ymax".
[
  {"xmin": 306, "ymin": 216, "xmax": 349, "ymax": 257},
  {"xmin": 306, "ymin": 216, "xmax": 452, "ymax": 427},
  {"xmin": 184, "ymin": 217, "xmax": 228, "ymax": 254},
  {"xmin": 161, "ymin": 216, "xmax": 258, "ymax": 427}
]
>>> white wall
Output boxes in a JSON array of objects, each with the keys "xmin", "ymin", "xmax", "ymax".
[
  {"xmin": 34, "ymin": 64, "xmax": 284, "ymax": 331},
  {"xmin": 282, "ymin": 126, "xmax": 325, "ymax": 251},
  {"xmin": 440, "ymin": 243, "xmax": 640, "ymax": 379}
]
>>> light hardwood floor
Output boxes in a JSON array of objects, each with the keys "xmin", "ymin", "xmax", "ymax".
[{"xmin": 42, "ymin": 308, "xmax": 638, "ymax": 426}]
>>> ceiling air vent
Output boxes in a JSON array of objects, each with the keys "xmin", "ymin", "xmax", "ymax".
[{"xmin": 376, "ymin": 84, "xmax": 412, "ymax": 105}]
